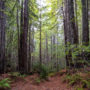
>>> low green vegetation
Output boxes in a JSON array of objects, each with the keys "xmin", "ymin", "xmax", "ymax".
[
  {"xmin": 34, "ymin": 78, "xmax": 41, "ymax": 84},
  {"xmin": 0, "ymin": 78, "xmax": 11, "ymax": 90},
  {"xmin": 48, "ymin": 72, "xmax": 56, "ymax": 77},
  {"xmin": 76, "ymin": 87, "xmax": 84, "ymax": 90},
  {"xmin": 62, "ymin": 72, "xmax": 90, "ymax": 90},
  {"xmin": 9, "ymin": 72, "xmax": 27, "ymax": 78}
]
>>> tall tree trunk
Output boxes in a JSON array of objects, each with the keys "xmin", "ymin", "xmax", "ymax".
[
  {"xmin": 45, "ymin": 32, "xmax": 49, "ymax": 64},
  {"xmin": 63, "ymin": 1, "xmax": 69, "ymax": 67},
  {"xmin": 63, "ymin": 0, "xmax": 71, "ymax": 67},
  {"xmin": 51, "ymin": 36, "xmax": 53, "ymax": 69},
  {"xmin": 39, "ymin": 11, "xmax": 42, "ymax": 65},
  {"xmin": 56, "ymin": 27, "xmax": 59, "ymax": 71},
  {"xmin": 64, "ymin": 0, "xmax": 78, "ymax": 68},
  {"xmin": 28, "ymin": 24, "xmax": 31, "ymax": 73},
  {"xmin": 31, "ymin": 26, "xmax": 35, "ymax": 70},
  {"xmin": 74, "ymin": 0, "xmax": 79, "ymax": 44},
  {"xmin": 17, "ymin": 0, "xmax": 20, "ymax": 71},
  {"xmin": 19, "ymin": 1, "xmax": 24, "ymax": 73},
  {"xmin": 23, "ymin": 0, "xmax": 28, "ymax": 73},
  {"xmin": 53, "ymin": 35, "xmax": 56, "ymax": 68},
  {"xmin": 0, "ymin": 0, "xmax": 6, "ymax": 74},
  {"xmin": 88, "ymin": 0, "xmax": 90, "ymax": 21},
  {"xmin": 19, "ymin": 0, "xmax": 28, "ymax": 73},
  {"xmin": 82, "ymin": 0, "xmax": 89, "ymax": 46},
  {"xmin": 81, "ymin": 0, "xmax": 90, "ymax": 63}
]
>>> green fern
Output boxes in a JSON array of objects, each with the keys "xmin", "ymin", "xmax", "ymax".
[
  {"xmin": 63, "ymin": 74, "xmax": 82, "ymax": 86},
  {"xmin": 0, "ymin": 78, "xmax": 11, "ymax": 89},
  {"xmin": 82, "ymin": 80, "xmax": 90, "ymax": 89}
]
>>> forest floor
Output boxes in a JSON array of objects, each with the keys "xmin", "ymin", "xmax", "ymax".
[
  {"xmin": 1, "ymin": 68, "xmax": 90, "ymax": 90},
  {"xmin": 10, "ymin": 73, "xmax": 72, "ymax": 90}
]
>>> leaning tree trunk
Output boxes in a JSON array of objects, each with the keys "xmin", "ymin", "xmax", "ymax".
[{"xmin": 0, "ymin": 0, "xmax": 6, "ymax": 74}]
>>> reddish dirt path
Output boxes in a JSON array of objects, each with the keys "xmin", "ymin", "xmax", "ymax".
[{"xmin": 11, "ymin": 74, "xmax": 72, "ymax": 90}]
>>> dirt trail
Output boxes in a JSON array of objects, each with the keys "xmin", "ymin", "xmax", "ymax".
[{"xmin": 11, "ymin": 74, "xmax": 72, "ymax": 90}]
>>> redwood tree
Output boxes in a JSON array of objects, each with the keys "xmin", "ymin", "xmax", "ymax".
[
  {"xmin": 63, "ymin": 0, "xmax": 78, "ymax": 68},
  {"xmin": 19, "ymin": 0, "xmax": 28, "ymax": 73}
]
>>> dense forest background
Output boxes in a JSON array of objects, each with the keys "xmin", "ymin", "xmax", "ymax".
[
  {"xmin": 0, "ymin": 0, "xmax": 90, "ymax": 90},
  {"xmin": 0, "ymin": 0, "xmax": 90, "ymax": 76}
]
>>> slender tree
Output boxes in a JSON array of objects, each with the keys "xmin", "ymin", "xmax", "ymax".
[
  {"xmin": 45, "ymin": 32, "xmax": 49, "ymax": 64},
  {"xmin": 28, "ymin": 23, "xmax": 31, "ymax": 72},
  {"xmin": 39, "ymin": 11, "xmax": 42, "ymax": 65},
  {"xmin": 17, "ymin": 0, "xmax": 20, "ymax": 70}
]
